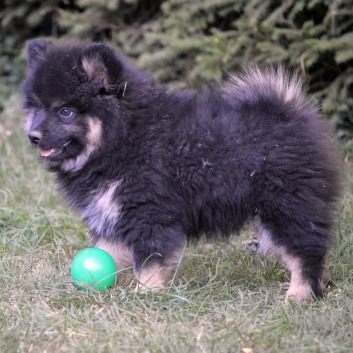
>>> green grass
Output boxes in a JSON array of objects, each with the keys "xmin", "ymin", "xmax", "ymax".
[{"xmin": 1, "ymin": 101, "xmax": 352, "ymax": 353}]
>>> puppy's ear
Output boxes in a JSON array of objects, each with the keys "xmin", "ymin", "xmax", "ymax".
[
  {"xmin": 27, "ymin": 39, "xmax": 50, "ymax": 69},
  {"xmin": 80, "ymin": 44, "xmax": 122, "ymax": 93}
]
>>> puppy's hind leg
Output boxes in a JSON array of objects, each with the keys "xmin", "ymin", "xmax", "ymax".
[{"xmin": 257, "ymin": 223, "xmax": 326, "ymax": 302}]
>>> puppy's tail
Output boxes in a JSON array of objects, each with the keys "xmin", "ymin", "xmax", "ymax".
[{"xmin": 224, "ymin": 66, "xmax": 314, "ymax": 112}]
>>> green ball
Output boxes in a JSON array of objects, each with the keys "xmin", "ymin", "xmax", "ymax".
[{"xmin": 71, "ymin": 248, "xmax": 117, "ymax": 291}]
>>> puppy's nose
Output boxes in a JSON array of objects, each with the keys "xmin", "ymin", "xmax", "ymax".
[{"xmin": 28, "ymin": 130, "xmax": 42, "ymax": 146}]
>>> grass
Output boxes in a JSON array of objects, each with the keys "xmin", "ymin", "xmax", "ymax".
[{"xmin": 1, "ymin": 99, "xmax": 353, "ymax": 353}]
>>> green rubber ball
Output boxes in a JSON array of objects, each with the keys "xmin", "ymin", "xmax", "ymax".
[{"xmin": 71, "ymin": 248, "xmax": 117, "ymax": 291}]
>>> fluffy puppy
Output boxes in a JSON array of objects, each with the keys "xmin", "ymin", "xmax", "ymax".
[{"xmin": 23, "ymin": 39, "xmax": 341, "ymax": 300}]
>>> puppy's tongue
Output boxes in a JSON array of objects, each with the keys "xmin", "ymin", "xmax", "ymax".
[{"xmin": 40, "ymin": 149, "xmax": 55, "ymax": 157}]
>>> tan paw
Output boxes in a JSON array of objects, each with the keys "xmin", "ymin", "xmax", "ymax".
[
  {"xmin": 134, "ymin": 264, "xmax": 170, "ymax": 292},
  {"xmin": 285, "ymin": 282, "xmax": 312, "ymax": 302}
]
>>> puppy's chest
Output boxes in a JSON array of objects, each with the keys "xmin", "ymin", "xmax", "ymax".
[{"xmin": 80, "ymin": 180, "xmax": 122, "ymax": 236}]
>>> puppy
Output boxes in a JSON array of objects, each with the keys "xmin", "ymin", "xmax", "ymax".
[{"xmin": 23, "ymin": 39, "xmax": 341, "ymax": 300}]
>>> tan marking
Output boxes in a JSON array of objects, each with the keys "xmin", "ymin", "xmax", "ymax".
[
  {"xmin": 82, "ymin": 57, "xmax": 106, "ymax": 81},
  {"xmin": 257, "ymin": 227, "xmax": 277, "ymax": 256},
  {"xmin": 83, "ymin": 180, "xmax": 122, "ymax": 235},
  {"xmin": 95, "ymin": 239, "xmax": 133, "ymax": 287},
  {"xmin": 94, "ymin": 180, "xmax": 122, "ymax": 230},
  {"xmin": 224, "ymin": 66, "xmax": 310, "ymax": 110},
  {"xmin": 87, "ymin": 116, "xmax": 102, "ymax": 144},
  {"xmin": 135, "ymin": 263, "xmax": 172, "ymax": 291},
  {"xmin": 281, "ymin": 253, "xmax": 312, "ymax": 302},
  {"xmin": 135, "ymin": 248, "xmax": 184, "ymax": 291},
  {"xmin": 62, "ymin": 116, "xmax": 102, "ymax": 172},
  {"xmin": 24, "ymin": 109, "xmax": 35, "ymax": 134},
  {"xmin": 95, "ymin": 238, "xmax": 132, "ymax": 271},
  {"xmin": 82, "ymin": 57, "xmax": 95, "ymax": 80},
  {"xmin": 257, "ymin": 226, "xmax": 313, "ymax": 301}
]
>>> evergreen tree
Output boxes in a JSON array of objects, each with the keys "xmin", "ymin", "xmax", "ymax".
[{"xmin": 0, "ymin": 0, "xmax": 352, "ymax": 139}]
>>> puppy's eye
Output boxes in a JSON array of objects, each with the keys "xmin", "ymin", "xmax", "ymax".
[{"xmin": 59, "ymin": 107, "xmax": 74, "ymax": 118}]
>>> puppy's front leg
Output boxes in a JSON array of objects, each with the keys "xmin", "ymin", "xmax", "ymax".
[
  {"xmin": 135, "ymin": 263, "xmax": 174, "ymax": 291},
  {"xmin": 132, "ymin": 227, "xmax": 185, "ymax": 292}
]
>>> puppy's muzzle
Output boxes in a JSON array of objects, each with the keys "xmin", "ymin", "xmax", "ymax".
[{"xmin": 28, "ymin": 130, "xmax": 42, "ymax": 146}]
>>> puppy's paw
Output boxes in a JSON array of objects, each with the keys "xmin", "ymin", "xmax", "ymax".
[
  {"xmin": 285, "ymin": 283, "xmax": 313, "ymax": 302},
  {"xmin": 242, "ymin": 239, "xmax": 259, "ymax": 252},
  {"xmin": 134, "ymin": 264, "xmax": 169, "ymax": 292}
]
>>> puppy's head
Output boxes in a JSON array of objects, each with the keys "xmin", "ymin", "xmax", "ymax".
[{"xmin": 23, "ymin": 39, "xmax": 129, "ymax": 172}]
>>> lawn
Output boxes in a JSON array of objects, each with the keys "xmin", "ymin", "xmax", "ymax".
[{"xmin": 0, "ymin": 95, "xmax": 352, "ymax": 353}]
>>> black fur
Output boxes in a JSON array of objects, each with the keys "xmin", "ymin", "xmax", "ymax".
[{"xmin": 23, "ymin": 39, "xmax": 341, "ymax": 299}]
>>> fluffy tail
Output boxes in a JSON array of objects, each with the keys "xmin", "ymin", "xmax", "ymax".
[{"xmin": 224, "ymin": 66, "xmax": 314, "ymax": 112}]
